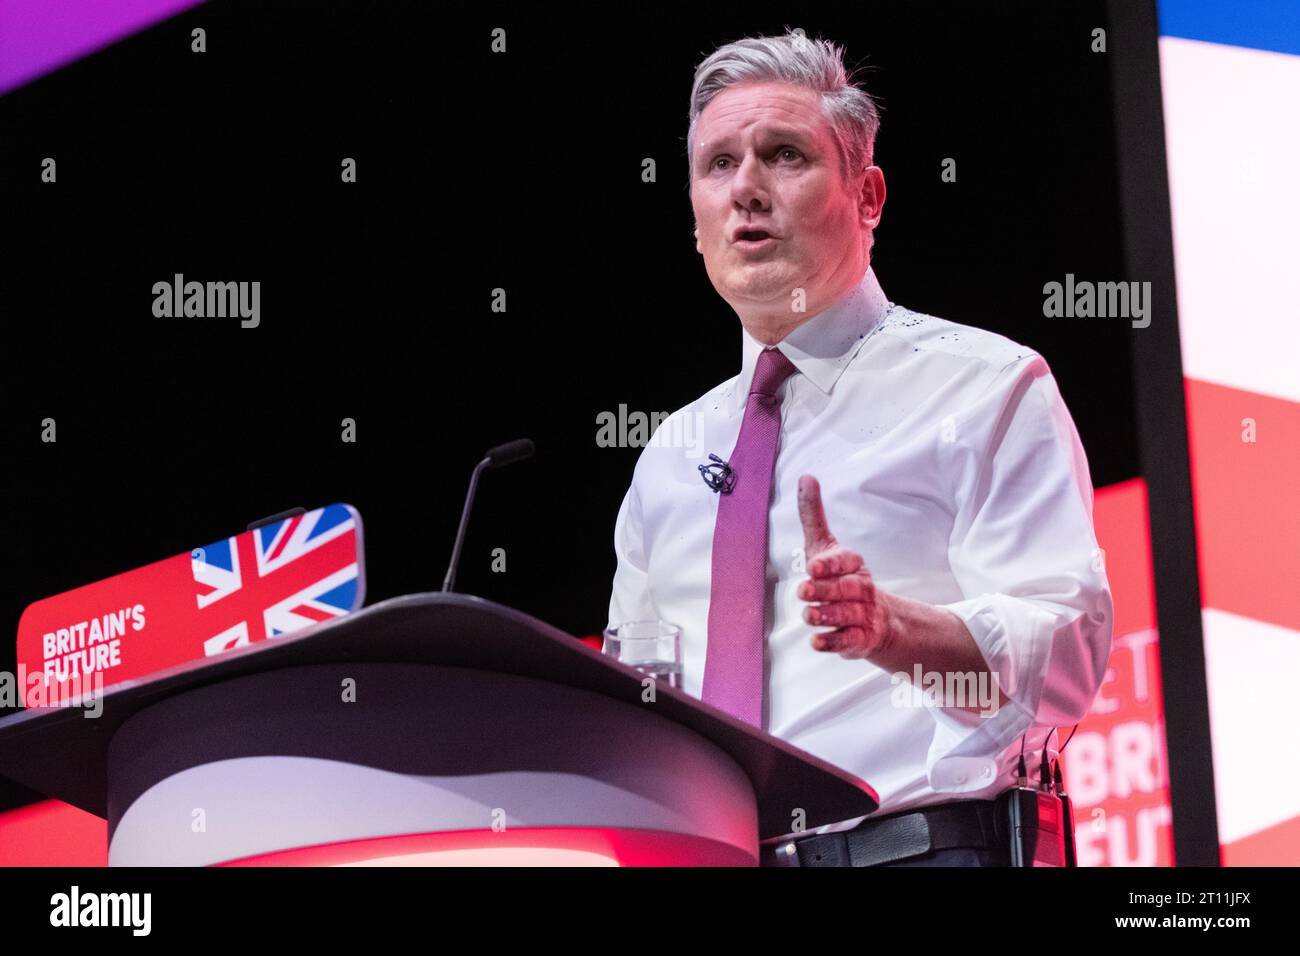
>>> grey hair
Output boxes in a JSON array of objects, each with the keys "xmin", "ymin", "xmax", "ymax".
[{"xmin": 686, "ymin": 30, "xmax": 881, "ymax": 182}]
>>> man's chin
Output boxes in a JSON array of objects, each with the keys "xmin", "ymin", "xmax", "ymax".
[{"xmin": 719, "ymin": 270, "xmax": 798, "ymax": 307}]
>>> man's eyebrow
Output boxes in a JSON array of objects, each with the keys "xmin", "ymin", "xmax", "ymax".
[
  {"xmin": 697, "ymin": 127, "xmax": 813, "ymax": 155},
  {"xmin": 758, "ymin": 126, "xmax": 813, "ymax": 143}
]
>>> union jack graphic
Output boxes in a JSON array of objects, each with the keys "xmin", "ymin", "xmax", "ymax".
[{"xmin": 192, "ymin": 504, "xmax": 364, "ymax": 657}]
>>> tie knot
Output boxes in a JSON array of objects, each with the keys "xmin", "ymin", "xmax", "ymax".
[{"xmin": 750, "ymin": 347, "xmax": 798, "ymax": 398}]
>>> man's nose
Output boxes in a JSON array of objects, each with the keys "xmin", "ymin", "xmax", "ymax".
[{"xmin": 730, "ymin": 153, "xmax": 771, "ymax": 211}]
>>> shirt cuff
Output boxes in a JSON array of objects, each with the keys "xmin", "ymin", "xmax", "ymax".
[{"xmin": 918, "ymin": 593, "xmax": 1059, "ymax": 793}]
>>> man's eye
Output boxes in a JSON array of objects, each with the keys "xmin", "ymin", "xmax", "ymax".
[
  {"xmin": 777, "ymin": 147, "xmax": 802, "ymax": 162},
  {"xmin": 711, "ymin": 157, "xmax": 731, "ymax": 171}
]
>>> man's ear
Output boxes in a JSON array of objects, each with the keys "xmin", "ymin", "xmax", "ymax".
[
  {"xmin": 858, "ymin": 166, "xmax": 886, "ymax": 231},
  {"xmin": 694, "ymin": 228, "xmax": 701, "ymax": 254}
]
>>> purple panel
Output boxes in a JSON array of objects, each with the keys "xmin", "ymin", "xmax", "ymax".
[{"xmin": 0, "ymin": 0, "xmax": 207, "ymax": 96}]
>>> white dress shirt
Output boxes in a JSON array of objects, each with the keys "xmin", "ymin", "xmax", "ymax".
[{"xmin": 607, "ymin": 266, "xmax": 1113, "ymax": 833}]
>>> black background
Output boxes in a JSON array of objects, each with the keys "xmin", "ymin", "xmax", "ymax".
[{"xmin": 0, "ymin": 0, "xmax": 1138, "ymax": 809}]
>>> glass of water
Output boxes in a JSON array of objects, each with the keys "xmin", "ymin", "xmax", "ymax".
[{"xmin": 602, "ymin": 620, "xmax": 682, "ymax": 688}]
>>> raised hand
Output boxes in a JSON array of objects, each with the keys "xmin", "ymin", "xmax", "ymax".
[{"xmin": 796, "ymin": 474, "xmax": 893, "ymax": 659}]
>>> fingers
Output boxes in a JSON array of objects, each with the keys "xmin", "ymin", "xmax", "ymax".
[
  {"xmin": 810, "ymin": 623, "xmax": 888, "ymax": 659},
  {"xmin": 806, "ymin": 546, "xmax": 864, "ymax": 579},
  {"xmin": 794, "ymin": 481, "xmax": 880, "ymax": 658},
  {"xmin": 799, "ymin": 571, "xmax": 873, "ymax": 602},
  {"xmin": 810, "ymin": 626, "xmax": 869, "ymax": 654},
  {"xmin": 802, "ymin": 599, "xmax": 872, "ymax": 628},
  {"xmin": 797, "ymin": 474, "xmax": 836, "ymax": 555}
]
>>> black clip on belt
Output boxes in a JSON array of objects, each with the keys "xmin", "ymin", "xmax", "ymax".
[{"xmin": 763, "ymin": 799, "xmax": 1004, "ymax": 867}]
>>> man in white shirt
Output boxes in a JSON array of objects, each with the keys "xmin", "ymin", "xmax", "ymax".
[{"xmin": 607, "ymin": 31, "xmax": 1113, "ymax": 866}]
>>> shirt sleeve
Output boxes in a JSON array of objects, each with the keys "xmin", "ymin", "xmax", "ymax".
[
  {"xmin": 923, "ymin": 354, "xmax": 1114, "ymax": 793},
  {"xmin": 608, "ymin": 473, "xmax": 658, "ymax": 628}
]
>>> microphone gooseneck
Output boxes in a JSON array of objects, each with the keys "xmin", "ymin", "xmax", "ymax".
[{"xmin": 442, "ymin": 439, "xmax": 535, "ymax": 593}]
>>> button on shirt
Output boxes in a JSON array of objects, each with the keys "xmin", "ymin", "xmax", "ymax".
[{"xmin": 607, "ymin": 266, "xmax": 1114, "ymax": 831}]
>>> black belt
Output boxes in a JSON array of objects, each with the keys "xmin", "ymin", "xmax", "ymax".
[{"xmin": 760, "ymin": 798, "xmax": 1007, "ymax": 867}]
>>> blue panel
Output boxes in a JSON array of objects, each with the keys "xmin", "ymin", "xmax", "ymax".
[
  {"xmin": 307, "ymin": 503, "xmax": 352, "ymax": 540},
  {"xmin": 257, "ymin": 521, "xmax": 284, "ymax": 553},
  {"xmin": 1159, "ymin": 0, "xmax": 1300, "ymax": 57},
  {"xmin": 315, "ymin": 577, "xmax": 359, "ymax": 611},
  {"xmin": 194, "ymin": 537, "xmax": 232, "ymax": 571}
]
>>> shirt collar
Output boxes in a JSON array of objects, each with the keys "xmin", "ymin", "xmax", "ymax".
[{"xmin": 734, "ymin": 266, "xmax": 892, "ymax": 409}]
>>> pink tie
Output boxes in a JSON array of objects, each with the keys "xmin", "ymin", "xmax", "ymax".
[{"xmin": 702, "ymin": 346, "xmax": 799, "ymax": 727}]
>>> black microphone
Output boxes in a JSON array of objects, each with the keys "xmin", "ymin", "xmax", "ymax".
[
  {"xmin": 441, "ymin": 439, "xmax": 535, "ymax": 593},
  {"xmin": 698, "ymin": 453, "xmax": 736, "ymax": 494}
]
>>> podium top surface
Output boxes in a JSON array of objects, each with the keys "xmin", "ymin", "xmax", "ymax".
[{"xmin": 0, "ymin": 593, "xmax": 878, "ymax": 840}]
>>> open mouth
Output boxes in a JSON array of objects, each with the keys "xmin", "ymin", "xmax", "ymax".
[{"xmin": 737, "ymin": 230, "xmax": 772, "ymax": 242}]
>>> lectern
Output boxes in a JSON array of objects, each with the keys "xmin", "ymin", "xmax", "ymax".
[{"xmin": 0, "ymin": 593, "xmax": 877, "ymax": 866}]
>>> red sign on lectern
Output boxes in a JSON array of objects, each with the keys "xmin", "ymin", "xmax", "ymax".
[{"xmin": 15, "ymin": 504, "xmax": 365, "ymax": 705}]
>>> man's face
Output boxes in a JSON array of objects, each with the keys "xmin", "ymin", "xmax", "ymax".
[{"xmin": 690, "ymin": 80, "xmax": 881, "ymax": 320}]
